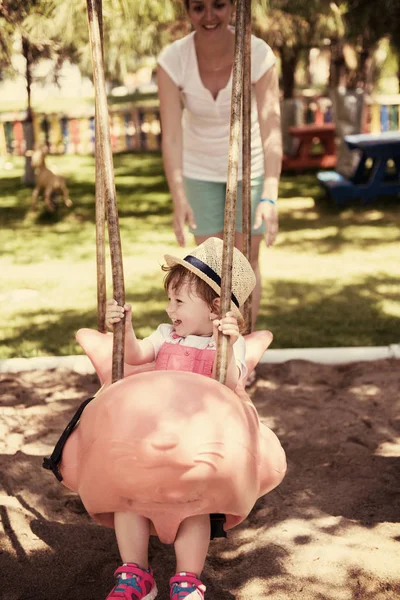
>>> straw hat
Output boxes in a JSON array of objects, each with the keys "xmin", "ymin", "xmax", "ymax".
[{"xmin": 164, "ymin": 237, "xmax": 256, "ymax": 315}]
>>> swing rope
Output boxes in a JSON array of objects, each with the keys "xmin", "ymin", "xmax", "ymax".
[
  {"xmin": 87, "ymin": 0, "xmax": 125, "ymax": 382},
  {"xmin": 87, "ymin": 0, "xmax": 252, "ymax": 386},
  {"xmin": 93, "ymin": 0, "xmax": 107, "ymax": 335},
  {"xmin": 43, "ymin": 0, "xmax": 254, "ymax": 484},
  {"xmin": 241, "ymin": 0, "xmax": 252, "ymax": 334},
  {"xmin": 216, "ymin": 0, "xmax": 252, "ymax": 383}
]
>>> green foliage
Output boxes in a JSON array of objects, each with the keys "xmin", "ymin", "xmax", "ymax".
[
  {"xmin": 257, "ymin": 1, "xmax": 338, "ymax": 50},
  {"xmin": 0, "ymin": 0, "xmax": 80, "ymax": 87},
  {"xmin": 2, "ymin": 0, "xmax": 399, "ymax": 87},
  {"xmin": 255, "ymin": 0, "xmax": 400, "ymax": 94},
  {"xmin": 0, "ymin": 20, "xmax": 14, "ymax": 73},
  {"xmin": 22, "ymin": 0, "xmax": 184, "ymax": 82},
  {"xmin": 1, "ymin": 153, "xmax": 400, "ymax": 358}
]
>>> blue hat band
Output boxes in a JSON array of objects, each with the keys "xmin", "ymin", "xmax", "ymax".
[{"xmin": 183, "ymin": 255, "xmax": 240, "ymax": 309}]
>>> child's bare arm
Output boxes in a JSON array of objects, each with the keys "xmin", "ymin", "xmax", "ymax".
[
  {"xmin": 105, "ymin": 299, "xmax": 155, "ymax": 365},
  {"xmin": 212, "ymin": 312, "xmax": 240, "ymax": 390}
]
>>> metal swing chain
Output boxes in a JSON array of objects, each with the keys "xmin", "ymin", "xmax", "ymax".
[
  {"xmin": 87, "ymin": 0, "xmax": 125, "ymax": 382},
  {"xmin": 216, "ymin": 0, "xmax": 251, "ymax": 383}
]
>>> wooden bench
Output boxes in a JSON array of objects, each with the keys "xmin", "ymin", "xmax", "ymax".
[
  {"xmin": 317, "ymin": 133, "xmax": 400, "ymax": 206},
  {"xmin": 282, "ymin": 123, "xmax": 337, "ymax": 172},
  {"xmin": 316, "ymin": 171, "xmax": 359, "ymax": 206}
]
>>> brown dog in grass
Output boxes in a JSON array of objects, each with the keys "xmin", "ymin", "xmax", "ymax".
[{"xmin": 29, "ymin": 147, "xmax": 72, "ymax": 212}]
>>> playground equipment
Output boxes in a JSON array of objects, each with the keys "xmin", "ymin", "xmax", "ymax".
[
  {"xmin": 54, "ymin": 327, "xmax": 286, "ymax": 543},
  {"xmin": 43, "ymin": 0, "xmax": 286, "ymax": 541}
]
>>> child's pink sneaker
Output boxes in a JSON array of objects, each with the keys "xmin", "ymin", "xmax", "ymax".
[
  {"xmin": 169, "ymin": 572, "xmax": 206, "ymax": 600},
  {"xmin": 105, "ymin": 563, "xmax": 158, "ymax": 600}
]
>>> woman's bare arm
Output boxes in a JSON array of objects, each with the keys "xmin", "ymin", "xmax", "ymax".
[
  {"xmin": 253, "ymin": 65, "xmax": 282, "ymax": 246},
  {"xmin": 256, "ymin": 65, "xmax": 282, "ymax": 200},
  {"xmin": 157, "ymin": 66, "xmax": 196, "ymax": 247}
]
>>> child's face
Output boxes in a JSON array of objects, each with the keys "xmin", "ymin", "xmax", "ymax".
[{"xmin": 166, "ymin": 280, "xmax": 217, "ymax": 337}]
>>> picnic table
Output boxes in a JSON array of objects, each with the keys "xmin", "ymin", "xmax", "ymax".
[
  {"xmin": 282, "ymin": 123, "xmax": 336, "ymax": 171},
  {"xmin": 317, "ymin": 131, "xmax": 400, "ymax": 206}
]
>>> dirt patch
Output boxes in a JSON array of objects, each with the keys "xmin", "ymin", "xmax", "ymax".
[{"xmin": 1, "ymin": 360, "xmax": 400, "ymax": 599}]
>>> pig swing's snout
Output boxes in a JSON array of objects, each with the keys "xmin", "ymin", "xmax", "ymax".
[{"xmin": 150, "ymin": 434, "xmax": 179, "ymax": 451}]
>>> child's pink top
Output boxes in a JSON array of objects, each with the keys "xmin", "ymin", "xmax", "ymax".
[
  {"xmin": 145, "ymin": 324, "xmax": 247, "ymax": 379},
  {"xmin": 155, "ymin": 342, "xmax": 215, "ymax": 376}
]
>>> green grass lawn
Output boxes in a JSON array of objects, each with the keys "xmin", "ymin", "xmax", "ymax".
[
  {"xmin": 0, "ymin": 92, "xmax": 159, "ymax": 115},
  {"xmin": 1, "ymin": 152, "xmax": 400, "ymax": 359}
]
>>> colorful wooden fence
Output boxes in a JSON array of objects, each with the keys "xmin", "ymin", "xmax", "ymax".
[
  {"xmin": 0, "ymin": 96, "xmax": 398, "ymax": 158},
  {"xmin": 363, "ymin": 97, "xmax": 400, "ymax": 133},
  {"xmin": 301, "ymin": 95, "xmax": 400, "ymax": 131},
  {"xmin": 0, "ymin": 107, "xmax": 162, "ymax": 157}
]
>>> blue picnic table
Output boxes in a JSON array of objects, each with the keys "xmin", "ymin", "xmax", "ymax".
[{"xmin": 317, "ymin": 131, "xmax": 400, "ymax": 206}]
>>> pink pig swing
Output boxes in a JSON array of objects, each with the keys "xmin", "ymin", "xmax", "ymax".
[{"xmin": 43, "ymin": 0, "xmax": 286, "ymax": 545}]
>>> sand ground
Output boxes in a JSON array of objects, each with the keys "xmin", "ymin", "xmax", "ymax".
[{"xmin": 1, "ymin": 358, "xmax": 400, "ymax": 599}]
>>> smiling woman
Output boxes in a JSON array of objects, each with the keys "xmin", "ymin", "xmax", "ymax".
[{"xmin": 157, "ymin": 0, "xmax": 282, "ymax": 330}]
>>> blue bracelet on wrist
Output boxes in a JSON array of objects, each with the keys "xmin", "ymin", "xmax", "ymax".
[{"xmin": 259, "ymin": 198, "xmax": 277, "ymax": 205}]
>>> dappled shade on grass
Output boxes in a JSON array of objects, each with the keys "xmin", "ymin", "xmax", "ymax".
[{"xmin": 1, "ymin": 153, "xmax": 400, "ymax": 357}]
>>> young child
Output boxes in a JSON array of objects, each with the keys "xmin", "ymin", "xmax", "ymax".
[{"xmin": 104, "ymin": 237, "xmax": 256, "ymax": 600}]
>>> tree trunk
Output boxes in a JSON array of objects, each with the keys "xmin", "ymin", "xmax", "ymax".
[
  {"xmin": 329, "ymin": 39, "xmax": 367, "ymax": 177},
  {"xmin": 279, "ymin": 47, "xmax": 302, "ymax": 155},
  {"xmin": 396, "ymin": 49, "xmax": 400, "ymax": 93},
  {"xmin": 329, "ymin": 87, "xmax": 364, "ymax": 177},
  {"xmin": 22, "ymin": 35, "xmax": 35, "ymax": 186},
  {"xmin": 281, "ymin": 98, "xmax": 303, "ymax": 155},
  {"xmin": 279, "ymin": 47, "xmax": 298, "ymax": 100}
]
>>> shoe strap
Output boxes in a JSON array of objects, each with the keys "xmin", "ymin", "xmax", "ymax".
[
  {"xmin": 114, "ymin": 563, "xmax": 152, "ymax": 579},
  {"xmin": 170, "ymin": 571, "xmax": 205, "ymax": 589}
]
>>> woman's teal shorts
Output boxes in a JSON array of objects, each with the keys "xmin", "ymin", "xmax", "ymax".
[{"xmin": 183, "ymin": 174, "xmax": 265, "ymax": 236}]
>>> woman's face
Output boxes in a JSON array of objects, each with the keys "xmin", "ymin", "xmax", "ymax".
[{"xmin": 187, "ymin": 0, "xmax": 234, "ymax": 36}]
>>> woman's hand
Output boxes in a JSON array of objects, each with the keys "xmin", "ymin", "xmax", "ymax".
[
  {"xmin": 213, "ymin": 312, "xmax": 239, "ymax": 346},
  {"xmin": 105, "ymin": 299, "xmax": 132, "ymax": 330},
  {"xmin": 173, "ymin": 201, "xmax": 197, "ymax": 247},
  {"xmin": 253, "ymin": 200, "xmax": 279, "ymax": 247}
]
